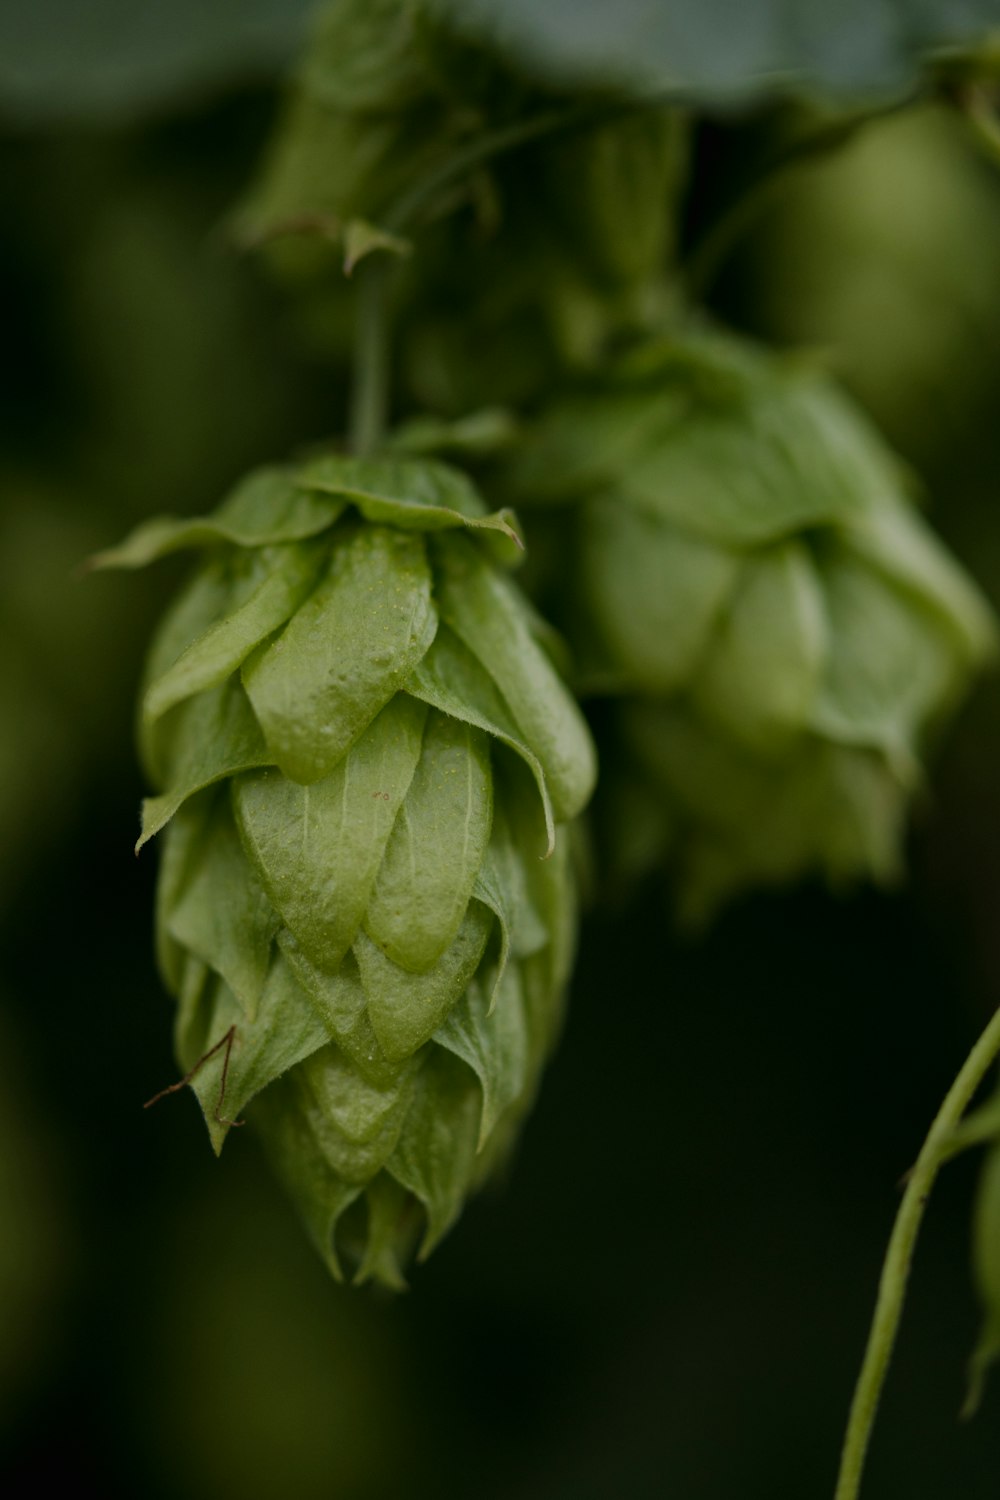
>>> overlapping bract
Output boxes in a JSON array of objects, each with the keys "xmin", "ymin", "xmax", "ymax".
[
  {"xmin": 100, "ymin": 456, "xmax": 595, "ymax": 1285},
  {"xmin": 506, "ymin": 328, "xmax": 996, "ymax": 919}
]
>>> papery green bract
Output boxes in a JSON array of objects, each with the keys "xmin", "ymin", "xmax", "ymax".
[
  {"xmin": 505, "ymin": 328, "xmax": 996, "ymax": 921},
  {"xmin": 100, "ymin": 455, "xmax": 594, "ymax": 1286}
]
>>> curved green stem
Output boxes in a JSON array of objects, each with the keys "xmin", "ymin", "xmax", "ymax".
[
  {"xmin": 382, "ymin": 107, "xmax": 586, "ymax": 236},
  {"xmin": 834, "ymin": 1002, "xmax": 1000, "ymax": 1500}
]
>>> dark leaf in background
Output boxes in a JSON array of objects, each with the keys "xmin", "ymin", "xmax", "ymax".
[
  {"xmin": 0, "ymin": 0, "xmax": 319, "ymax": 124},
  {"xmin": 433, "ymin": 0, "xmax": 1000, "ymax": 103}
]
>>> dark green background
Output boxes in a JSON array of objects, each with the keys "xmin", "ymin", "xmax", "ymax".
[{"xmin": 3, "ymin": 36, "xmax": 1000, "ymax": 1500}]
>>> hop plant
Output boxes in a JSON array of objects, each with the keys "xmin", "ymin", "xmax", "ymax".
[
  {"xmin": 505, "ymin": 327, "xmax": 996, "ymax": 920},
  {"xmin": 96, "ymin": 456, "xmax": 595, "ymax": 1286},
  {"xmin": 238, "ymin": 0, "xmax": 688, "ymax": 414}
]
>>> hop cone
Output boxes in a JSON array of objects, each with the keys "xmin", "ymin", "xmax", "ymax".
[
  {"xmin": 506, "ymin": 328, "xmax": 996, "ymax": 920},
  {"xmin": 98, "ymin": 456, "xmax": 596, "ymax": 1285}
]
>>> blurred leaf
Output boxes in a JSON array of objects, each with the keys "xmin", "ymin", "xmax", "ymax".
[
  {"xmin": 0, "ymin": 0, "xmax": 321, "ymax": 125},
  {"xmin": 432, "ymin": 0, "xmax": 1000, "ymax": 103},
  {"xmin": 342, "ymin": 216, "xmax": 411, "ymax": 271}
]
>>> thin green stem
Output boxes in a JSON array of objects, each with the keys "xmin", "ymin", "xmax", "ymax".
[
  {"xmin": 834, "ymin": 1003, "xmax": 1000, "ymax": 1500},
  {"xmin": 348, "ymin": 257, "xmax": 391, "ymax": 457},
  {"xmin": 382, "ymin": 107, "xmax": 585, "ymax": 236}
]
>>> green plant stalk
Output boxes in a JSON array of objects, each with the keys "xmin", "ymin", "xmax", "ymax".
[
  {"xmin": 348, "ymin": 256, "xmax": 391, "ymax": 456},
  {"xmin": 834, "ymin": 1002, "xmax": 1000, "ymax": 1500}
]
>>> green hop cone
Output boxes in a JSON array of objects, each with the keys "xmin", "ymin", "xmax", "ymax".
[
  {"xmin": 505, "ymin": 327, "xmax": 996, "ymax": 921},
  {"xmin": 97, "ymin": 455, "xmax": 596, "ymax": 1286}
]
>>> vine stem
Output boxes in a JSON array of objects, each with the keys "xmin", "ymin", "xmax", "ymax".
[
  {"xmin": 834, "ymin": 1001, "xmax": 1000, "ymax": 1500},
  {"xmin": 348, "ymin": 256, "xmax": 391, "ymax": 457}
]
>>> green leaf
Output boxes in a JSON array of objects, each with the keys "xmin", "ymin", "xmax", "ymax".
[
  {"xmin": 480, "ymin": 791, "xmax": 548, "ymax": 960},
  {"xmin": 365, "ymin": 712, "xmax": 493, "ymax": 971},
  {"xmin": 356, "ymin": 903, "xmax": 493, "ymax": 1062},
  {"xmin": 693, "ymin": 541, "xmax": 827, "ymax": 755},
  {"xmin": 433, "ymin": 534, "xmax": 597, "ymax": 823},
  {"xmin": 143, "ymin": 542, "xmax": 326, "ymax": 730},
  {"xmin": 278, "ymin": 934, "xmax": 397, "ymax": 1088},
  {"xmin": 253, "ymin": 1077, "xmax": 364, "ymax": 1282},
  {"xmin": 843, "ymin": 497, "xmax": 997, "ymax": 665},
  {"xmin": 235, "ymin": 0, "xmax": 477, "ymax": 250},
  {"xmin": 300, "ymin": 0, "xmax": 432, "ymax": 114},
  {"xmin": 353, "ymin": 1175, "xmax": 414, "ymax": 1291},
  {"xmin": 141, "ymin": 559, "xmax": 239, "ymax": 701},
  {"xmin": 622, "ymin": 367, "xmax": 892, "ymax": 547},
  {"xmin": 292, "ymin": 1046, "xmax": 416, "ymax": 1184},
  {"xmin": 186, "ymin": 956, "xmax": 331, "ymax": 1155},
  {"xmin": 171, "ymin": 956, "xmax": 214, "ymax": 1100},
  {"xmin": 154, "ymin": 793, "xmax": 214, "ymax": 995},
  {"xmin": 548, "ymin": 108, "xmax": 686, "ymax": 287},
  {"xmin": 407, "ymin": 625, "xmax": 556, "ymax": 856},
  {"xmin": 813, "ymin": 548, "xmax": 958, "ymax": 763},
  {"xmin": 243, "ymin": 525, "xmax": 436, "ymax": 783},
  {"xmin": 0, "ymin": 0, "xmax": 320, "ymax": 126},
  {"xmin": 387, "ymin": 408, "xmax": 520, "ymax": 461},
  {"xmin": 91, "ymin": 469, "xmax": 343, "ymax": 568},
  {"xmin": 139, "ymin": 681, "xmax": 270, "ymax": 848},
  {"xmin": 165, "ymin": 796, "xmax": 279, "ymax": 1020},
  {"xmin": 342, "ymin": 217, "xmax": 412, "ymax": 273},
  {"xmin": 296, "ymin": 454, "xmax": 522, "ymax": 552},
  {"xmin": 625, "ymin": 701, "xmax": 905, "ymax": 920},
  {"xmin": 234, "ymin": 696, "xmax": 427, "ymax": 971},
  {"xmin": 505, "ymin": 389, "xmax": 691, "ymax": 508},
  {"xmin": 581, "ymin": 498, "xmax": 739, "ymax": 694},
  {"xmin": 436, "ymin": 965, "xmax": 529, "ymax": 1147},
  {"xmin": 517, "ymin": 825, "xmax": 577, "ymax": 1050},
  {"xmin": 431, "ymin": 0, "xmax": 999, "ymax": 104},
  {"xmin": 387, "ymin": 1048, "xmax": 482, "ymax": 1255}
]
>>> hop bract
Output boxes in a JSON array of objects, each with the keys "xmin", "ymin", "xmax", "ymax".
[
  {"xmin": 507, "ymin": 329, "xmax": 996, "ymax": 920},
  {"xmin": 98, "ymin": 456, "xmax": 595, "ymax": 1286}
]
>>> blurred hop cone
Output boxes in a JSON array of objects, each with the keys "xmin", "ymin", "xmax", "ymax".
[
  {"xmin": 505, "ymin": 327, "xmax": 997, "ymax": 922},
  {"xmin": 95, "ymin": 456, "xmax": 595, "ymax": 1287}
]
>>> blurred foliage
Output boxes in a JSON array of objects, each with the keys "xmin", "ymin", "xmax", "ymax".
[
  {"xmin": 3, "ymin": 5, "xmax": 1000, "ymax": 1499},
  {"xmin": 432, "ymin": 0, "xmax": 1000, "ymax": 103},
  {"xmin": 0, "ymin": 0, "xmax": 319, "ymax": 125}
]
